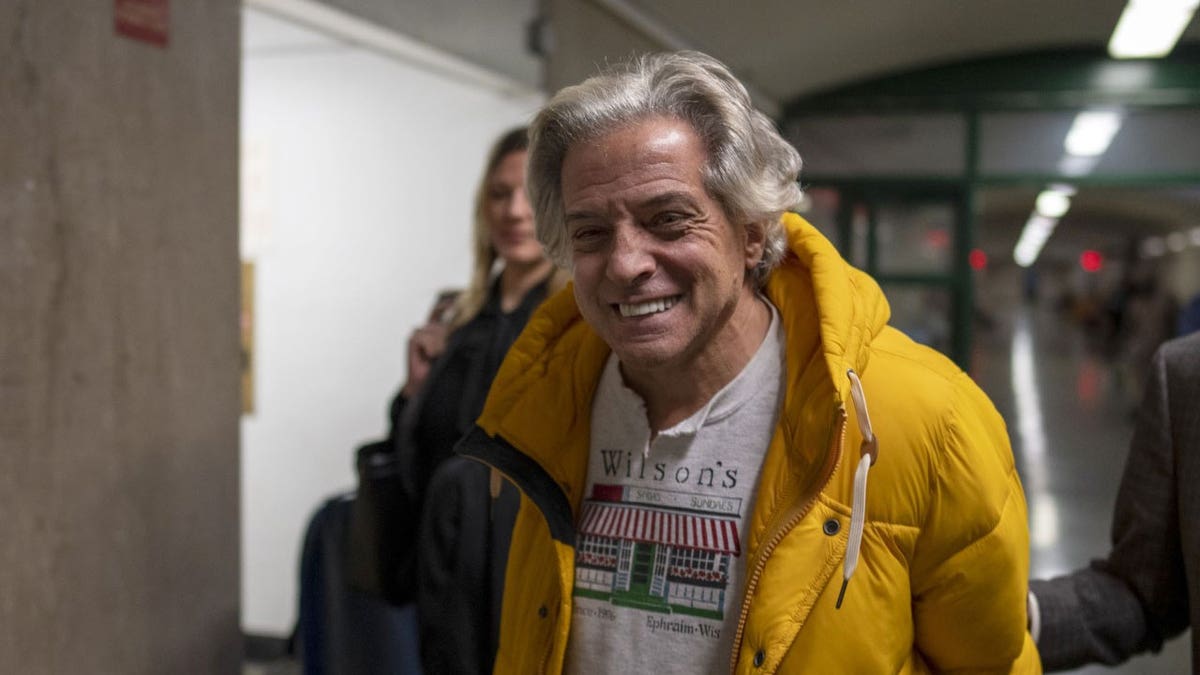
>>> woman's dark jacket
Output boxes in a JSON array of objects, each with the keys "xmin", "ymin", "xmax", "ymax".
[{"xmin": 349, "ymin": 276, "xmax": 550, "ymax": 674}]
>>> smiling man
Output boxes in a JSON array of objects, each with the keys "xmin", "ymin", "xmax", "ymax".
[
  {"xmin": 562, "ymin": 116, "xmax": 771, "ymax": 431},
  {"xmin": 456, "ymin": 52, "xmax": 1040, "ymax": 673}
]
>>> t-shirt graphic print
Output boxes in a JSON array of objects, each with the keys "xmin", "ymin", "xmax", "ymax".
[
  {"xmin": 575, "ymin": 482, "xmax": 741, "ymax": 622},
  {"xmin": 564, "ymin": 304, "xmax": 784, "ymax": 674}
]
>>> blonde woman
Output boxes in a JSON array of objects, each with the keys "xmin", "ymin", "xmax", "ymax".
[{"xmin": 351, "ymin": 127, "xmax": 565, "ymax": 673}]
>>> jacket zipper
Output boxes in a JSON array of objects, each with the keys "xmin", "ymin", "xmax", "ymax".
[{"xmin": 728, "ymin": 407, "xmax": 847, "ymax": 674}]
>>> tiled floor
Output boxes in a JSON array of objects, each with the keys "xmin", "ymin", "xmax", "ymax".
[
  {"xmin": 974, "ymin": 305, "xmax": 1191, "ymax": 673},
  {"xmin": 243, "ymin": 658, "xmax": 299, "ymax": 675}
]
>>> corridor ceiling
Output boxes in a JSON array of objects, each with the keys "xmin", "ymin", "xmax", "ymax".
[
  {"xmin": 593, "ymin": 0, "xmax": 1200, "ymax": 267},
  {"xmin": 610, "ymin": 0, "xmax": 1200, "ymax": 103},
  {"xmin": 248, "ymin": 0, "xmax": 1200, "ymax": 267}
]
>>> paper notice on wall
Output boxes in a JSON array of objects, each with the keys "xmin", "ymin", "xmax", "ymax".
[
  {"xmin": 241, "ymin": 139, "xmax": 274, "ymax": 258},
  {"xmin": 115, "ymin": 0, "xmax": 169, "ymax": 47}
]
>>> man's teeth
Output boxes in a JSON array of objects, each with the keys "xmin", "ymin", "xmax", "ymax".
[{"xmin": 618, "ymin": 296, "xmax": 680, "ymax": 318}]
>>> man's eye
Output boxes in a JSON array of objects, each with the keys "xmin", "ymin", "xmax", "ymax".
[
  {"xmin": 572, "ymin": 228, "xmax": 601, "ymax": 241},
  {"xmin": 650, "ymin": 212, "xmax": 692, "ymax": 234},
  {"xmin": 653, "ymin": 212, "xmax": 687, "ymax": 227},
  {"xmin": 570, "ymin": 226, "xmax": 608, "ymax": 250}
]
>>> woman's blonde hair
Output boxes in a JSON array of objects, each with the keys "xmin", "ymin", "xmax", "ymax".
[{"xmin": 452, "ymin": 127, "xmax": 567, "ymax": 327}]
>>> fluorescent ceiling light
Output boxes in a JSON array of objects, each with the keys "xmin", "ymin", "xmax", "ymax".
[
  {"xmin": 1058, "ymin": 155, "xmax": 1100, "ymax": 176},
  {"xmin": 1025, "ymin": 215, "xmax": 1058, "ymax": 244},
  {"xmin": 1109, "ymin": 0, "xmax": 1200, "ymax": 59},
  {"xmin": 1014, "ymin": 214, "xmax": 1060, "ymax": 267},
  {"xmin": 1014, "ymin": 245, "xmax": 1041, "ymax": 268},
  {"xmin": 1064, "ymin": 111, "xmax": 1123, "ymax": 156},
  {"xmin": 1035, "ymin": 189, "xmax": 1073, "ymax": 218}
]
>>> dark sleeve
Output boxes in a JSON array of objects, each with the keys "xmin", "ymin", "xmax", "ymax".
[
  {"xmin": 417, "ymin": 457, "xmax": 495, "ymax": 675},
  {"xmin": 1033, "ymin": 346, "xmax": 1189, "ymax": 669},
  {"xmin": 386, "ymin": 390, "xmax": 408, "ymax": 448}
]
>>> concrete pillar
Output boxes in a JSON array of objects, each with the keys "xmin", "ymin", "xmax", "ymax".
[{"xmin": 0, "ymin": 2, "xmax": 241, "ymax": 673}]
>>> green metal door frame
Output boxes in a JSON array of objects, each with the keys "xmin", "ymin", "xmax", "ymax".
[
  {"xmin": 814, "ymin": 180, "xmax": 973, "ymax": 366},
  {"xmin": 784, "ymin": 47, "xmax": 1200, "ymax": 368}
]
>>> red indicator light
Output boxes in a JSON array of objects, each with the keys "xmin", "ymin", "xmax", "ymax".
[
  {"xmin": 969, "ymin": 248, "xmax": 988, "ymax": 271},
  {"xmin": 1080, "ymin": 250, "xmax": 1103, "ymax": 272}
]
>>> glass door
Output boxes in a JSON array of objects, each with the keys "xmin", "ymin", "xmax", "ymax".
[{"xmin": 802, "ymin": 183, "xmax": 973, "ymax": 367}]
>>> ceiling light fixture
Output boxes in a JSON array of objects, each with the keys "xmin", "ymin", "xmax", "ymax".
[
  {"xmin": 1014, "ymin": 214, "xmax": 1060, "ymax": 267},
  {"xmin": 1014, "ymin": 184, "xmax": 1077, "ymax": 267},
  {"xmin": 1058, "ymin": 155, "xmax": 1100, "ymax": 177},
  {"xmin": 1108, "ymin": 0, "xmax": 1200, "ymax": 59},
  {"xmin": 1035, "ymin": 187, "xmax": 1074, "ymax": 218},
  {"xmin": 1064, "ymin": 110, "xmax": 1124, "ymax": 156}
]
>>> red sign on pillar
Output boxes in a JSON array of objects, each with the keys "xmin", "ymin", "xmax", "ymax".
[{"xmin": 115, "ymin": 0, "xmax": 169, "ymax": 47}]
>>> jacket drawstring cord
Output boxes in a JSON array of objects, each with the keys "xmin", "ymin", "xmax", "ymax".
[
  {"xmin": 489, "ymin": 467, "xmax": 502, "ymax": 522},
  {"xmin": 837, "ymin": 369, "xmax": 878, "ymax": 609}
]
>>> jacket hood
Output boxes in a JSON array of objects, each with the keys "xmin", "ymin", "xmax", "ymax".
[
  {"xmin": 474, "ymin": 213, "xmax": 891, "ymax": 516},
  {"xmin": 765, "ymin": 212, "xmax": 890, "ymax": 405}
]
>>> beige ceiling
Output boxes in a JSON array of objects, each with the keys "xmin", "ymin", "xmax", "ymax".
[
  {"xmin": 617, "ymin": 0, "xmax": 1164, "ymax": 100},
  {"xmin": 254, "ymin": 0, "xmax": 1200, "ymax": 265}
]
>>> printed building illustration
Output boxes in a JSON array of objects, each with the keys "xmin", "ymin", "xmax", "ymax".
[{"xmin": 573, "ymin": 484, "xmax": 742, "ymax": 619}]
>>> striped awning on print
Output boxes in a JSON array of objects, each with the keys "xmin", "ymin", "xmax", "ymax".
[{"xmin": 576, "ymin": 502, "xmax": 741, "ymax": 555}]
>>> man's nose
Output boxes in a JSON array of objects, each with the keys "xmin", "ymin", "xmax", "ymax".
[{"xmin": 606, "ymin": 226, "xmax": 655, "ymax": 285}]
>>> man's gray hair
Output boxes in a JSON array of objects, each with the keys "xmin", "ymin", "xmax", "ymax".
[{"xmin": 528, "ymin": 51, "xmax": 802, "ymax": 284}]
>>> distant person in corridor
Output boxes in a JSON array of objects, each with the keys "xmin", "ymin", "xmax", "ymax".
[{"xmin": 455, "ymin": 51, "xmax": 1039, "ymax": 672}]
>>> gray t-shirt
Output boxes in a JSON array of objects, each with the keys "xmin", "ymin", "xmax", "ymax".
[{"xmin": 564, "ymin": 302, "xmax": 785, "ymax": 674}]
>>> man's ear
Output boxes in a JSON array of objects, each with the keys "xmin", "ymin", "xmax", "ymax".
[{"xmin": 743, "ymin": 221, "xmax": 766, "ymax": 270}]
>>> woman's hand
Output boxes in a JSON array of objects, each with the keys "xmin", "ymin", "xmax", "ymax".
[{"xmin": 402, "ymin": 321, "xmax": 451, "ymax": 399}]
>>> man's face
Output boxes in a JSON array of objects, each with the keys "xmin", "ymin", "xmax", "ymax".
[{"xmin": 561, "ymin": 116, "xmax": 763, "ymax": 377}]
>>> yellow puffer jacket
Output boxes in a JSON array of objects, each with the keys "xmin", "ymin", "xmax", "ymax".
[{"xmin": 458, "ymin": 213, "xmax": 1041, "ymax": 673}]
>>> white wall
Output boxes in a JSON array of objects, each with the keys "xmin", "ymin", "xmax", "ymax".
[{"xmin": 240, "ymin": 7, "xmax": 543, "ymax": 634}]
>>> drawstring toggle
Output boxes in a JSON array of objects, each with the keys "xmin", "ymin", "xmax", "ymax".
[{"xmin": 838, "ymin": 369, "xmax": 878, "ymax": 609}]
